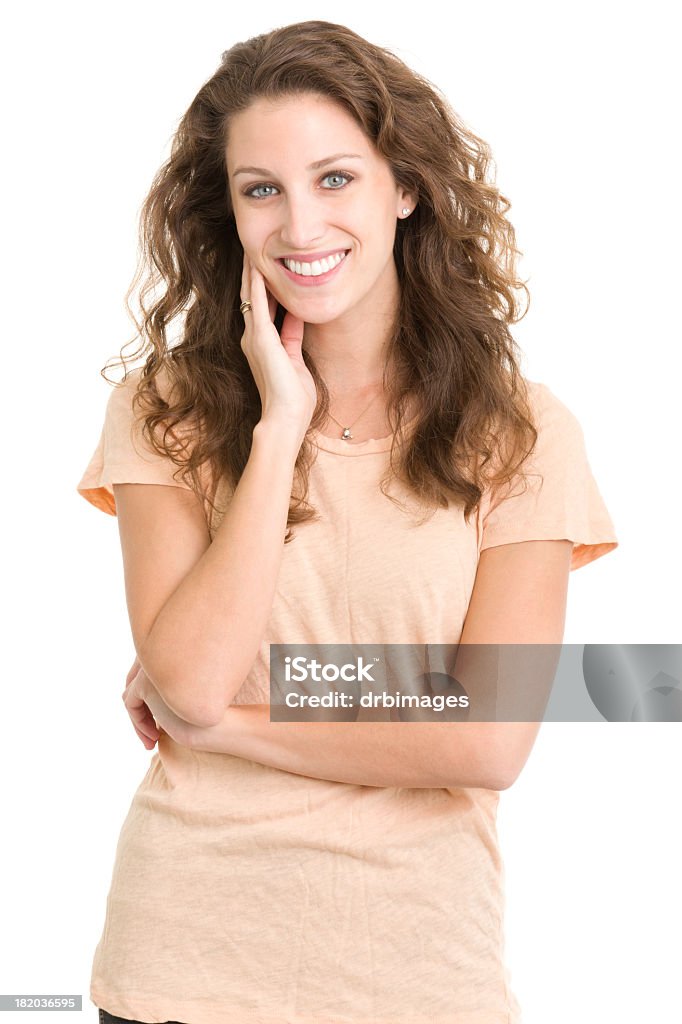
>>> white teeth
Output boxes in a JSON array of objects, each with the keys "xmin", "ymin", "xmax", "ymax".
[{"xmin": 283, "ymin": 250, "xmax": 347, "ymax": 276}]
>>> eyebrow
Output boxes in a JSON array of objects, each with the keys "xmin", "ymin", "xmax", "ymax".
[{"xmin": 232, "ymin": 153, "xmax": 365, "ymax": 177}]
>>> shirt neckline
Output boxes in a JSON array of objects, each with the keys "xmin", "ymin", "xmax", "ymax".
[{"xmin": 309, "ymin": 414, "xmax": 419, "ymax": 456}]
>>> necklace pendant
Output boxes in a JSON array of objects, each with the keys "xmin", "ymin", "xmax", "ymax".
[{"xmin": 341, "ymin": 427, "xmax": 352, "ymax": 440}]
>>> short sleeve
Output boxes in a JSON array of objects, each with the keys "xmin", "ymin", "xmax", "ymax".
[
  {"xmin": 478, "ymin": 381, "xmax": 619, "ymax": 571},
  {"xmin": 76, "ymin": 367, "xmax": 194, "ymax": 517}
]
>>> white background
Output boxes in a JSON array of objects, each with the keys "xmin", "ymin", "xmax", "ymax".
[{"xmin": 1, "ymin": 1, "xmax": 680, "ymax": 1022}]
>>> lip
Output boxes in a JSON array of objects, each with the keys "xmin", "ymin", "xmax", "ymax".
[
  {"xmin": 277, "ymin": 248, "xmax": 349, "ymax": 261},
  {"xmin": 277, "ymin": 249, "xmax": 350, "ymax": 287}
]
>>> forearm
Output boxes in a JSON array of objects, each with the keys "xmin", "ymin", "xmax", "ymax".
[
  {"xmin": 186, "ymin": 704, "xmax": 503, "ymax": 789},
  {"xmin": 138, "ymin": 421, "xmax": 300, "ymax": 726}
]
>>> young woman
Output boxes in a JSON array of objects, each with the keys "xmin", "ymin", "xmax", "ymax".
[{"xmin": 77, "ymin": 19, "xmax": 618, "ymax": 1024}]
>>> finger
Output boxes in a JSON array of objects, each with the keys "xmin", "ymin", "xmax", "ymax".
[
  {"xmin": 124, "ymin": 695, "xmax": 159, "ymax": 741},
  {"xmin": 122, "ymin": 688, "xmax": 149, "ymax": 722},
  {"xmin": 249, "ymin": 260, "xmax": 270, "ymax": 324},
  {"xmin": 127, "ymin": 708, "xmax": 156, "ymax": 745},
  {"xmin": 139, "ymin": 717, "xmax": 160, "ymax": 742},
  {"xmin": 133, "ymin": 725, "xmax": 157, "ymax": 749},
  {"xmin": 136, "ymin": 702, "xmax": 160, "ymax": 736},
  {"xmin": 240, "ymin": 250, "xmax": 250, "ymax": 306},
  {"xmin": 266, "ymin": 288, "xmax": 278, "ymax": 323},
  {"xmin": 279, "ymin": 309, "xmax": 306, "ymax": 359}
]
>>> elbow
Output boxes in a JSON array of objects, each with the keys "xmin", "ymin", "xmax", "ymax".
[
  {"xmin": 487, "ymin": 755, "xmax": 524, "ymax": 791},
  {"xmin": 470, "ymin": 723, "xmax": 535, "ymax": 791},
  {"xmin": 152, "ymin": 674, "xmax": 225, "ymax": 728},
  {"xmin": 442, "ymin": 730, "xmax": 522, "ymax": 792},
  {"xmin": 482, "ymin": 756, "xmax": 523, "ymax": 792},
  {"xmin": 136, "ymin": 645, "xmax": 230, "ymax": 729},
  {"xmin": 489, "ymin": 770, "xmax": 517, "ymax": 791},
  {"xmin": 469, "ymin": 767, "xmax": 516, "ymax": 791},
  {"xmin": 440, "ymin": 761, "xmax": 514, "ymax": 792},
  {"xmin": 157, "ymin": 675, "xmax": 232, "ymax": 728},
  {"xmin": 171, "ymin": 693, "xmax": 225, "ymax": 729}
]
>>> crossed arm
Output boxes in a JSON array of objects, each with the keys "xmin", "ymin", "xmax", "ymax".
[{"xmin": 123, "ymin": 538, "xmax": 573, "ymax": 791}]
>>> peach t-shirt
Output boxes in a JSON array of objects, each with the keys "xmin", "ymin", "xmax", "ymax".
[{"xmin": 77, "ymin": 368, "xmax": 618, "ymax": 1024}]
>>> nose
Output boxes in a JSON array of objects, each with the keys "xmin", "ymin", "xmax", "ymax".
[{"xmin": 279, "ymin": 191, "xmax": 326, "ymax": 251}]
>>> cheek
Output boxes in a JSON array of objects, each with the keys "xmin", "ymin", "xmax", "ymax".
[
  {"xmin": 237, "ymin": 227, "xmax": 268, "ymax": 267},
  {"xmin": 259, "ymin": 263, "xmax": 287, "ymax": 302},
  {"xmin": 234, "ymin": 219, "xmax": 252, "ymax": 251},
  {"xmin": 362, "ymin": 203, "xmax": 393, "ymax": 240},
  {"xmin": 232, "ymin": 207, "xmax": 257, "ymax": 246}
]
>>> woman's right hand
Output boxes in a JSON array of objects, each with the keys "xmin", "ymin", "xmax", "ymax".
[
  {"xmin": 240, "ymin": 251, "xmax": 318, "ymax": 442},
  {"xmin": 122, "ymin": 655, "xmax": 160, "ymax": 749}
]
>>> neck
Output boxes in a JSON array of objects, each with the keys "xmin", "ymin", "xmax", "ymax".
[
  {"xmin": 304, "ymin": 327, "xmax": 393, "ymax": 394},
  {"xmin": 301, "ymin": 258, "xmax": 399, "ymax": 393}
]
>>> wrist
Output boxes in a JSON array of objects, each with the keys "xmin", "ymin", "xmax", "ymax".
[
  {"xmin": 187, "ymin": 705, "xmax": 237, "ymax": 753},
  {"xmin": 253, "ymin": 417, "xmax": 307, "ymax": 458}
]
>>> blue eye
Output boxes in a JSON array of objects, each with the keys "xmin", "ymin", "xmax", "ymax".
[
  {"xmin": 246, "ymin": 183, "xmax": 277, "ymax": 199},
  {"xmin": 243, "ymin": 171, "xmax": 354, "ymax": 200},
  {"xmin": 323, "ymin": 173, "xmax": 351, "ymax": 189}
]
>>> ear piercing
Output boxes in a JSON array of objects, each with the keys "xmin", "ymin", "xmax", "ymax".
[{"xmin": 401, "ymin": 208, "xmax": 410, "ymax": 216}]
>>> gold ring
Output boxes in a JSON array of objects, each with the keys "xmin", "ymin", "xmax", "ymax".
[{"xmin": 240, "ymin": 300, "xmax": 253, "ymax": 314}]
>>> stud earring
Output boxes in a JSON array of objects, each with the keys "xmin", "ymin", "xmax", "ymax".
[{"xmin": 401, "ymin": 208, "xmax": 410, "ymax": 216}]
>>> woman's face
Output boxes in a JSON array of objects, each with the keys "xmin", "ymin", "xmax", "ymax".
[{"xmin": 225, "ymin": 92, "xmax": 415, "ymax": 324}]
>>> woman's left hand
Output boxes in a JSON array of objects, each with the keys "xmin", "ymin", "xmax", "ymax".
[{"xmin": 122, "ymin": 658, "xmax": 195, "ymax": 749}]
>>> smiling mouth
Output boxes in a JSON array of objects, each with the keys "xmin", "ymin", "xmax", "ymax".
[{"xmin": 278, "ymin": 250, "xmax": 350, "ymax": 279}]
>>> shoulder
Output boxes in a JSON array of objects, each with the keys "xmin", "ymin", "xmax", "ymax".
[
  {"xmin": 105, "ymin": 365, "xmax": 145, "ymax": 418},
  {"xmin": 106, "ymin": 363, "xmax": 177, "ymax": 421},
  {"xmin": 523, "ymin": 378, "xmax": 586, "ymax": 454},
  {"xmin": 525, "ymin": 378, "xmax": 579, "ymax": 421}
]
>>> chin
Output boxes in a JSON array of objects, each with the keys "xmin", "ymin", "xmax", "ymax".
[
  {"xmin": 294, "ymin": 306, "xmax": 346, "ymax": 326},
  {"xmin": 274, "ymin": 292, "xmax": 342, "ymax": 320}
]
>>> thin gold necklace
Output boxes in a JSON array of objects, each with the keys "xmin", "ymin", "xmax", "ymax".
[{"xmin": 326, "ymin": 391, "xmax": 382, "ymax": 441}]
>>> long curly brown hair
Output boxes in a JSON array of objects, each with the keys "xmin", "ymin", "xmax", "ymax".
[{"xmin": 102, "ymin": 19, "xmax": 538, "ymax": 542}]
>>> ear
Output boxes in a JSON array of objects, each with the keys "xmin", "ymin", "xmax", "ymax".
[{"xmin": 398, "ymin": 188, "xmax": 418, "ymax": 217}]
